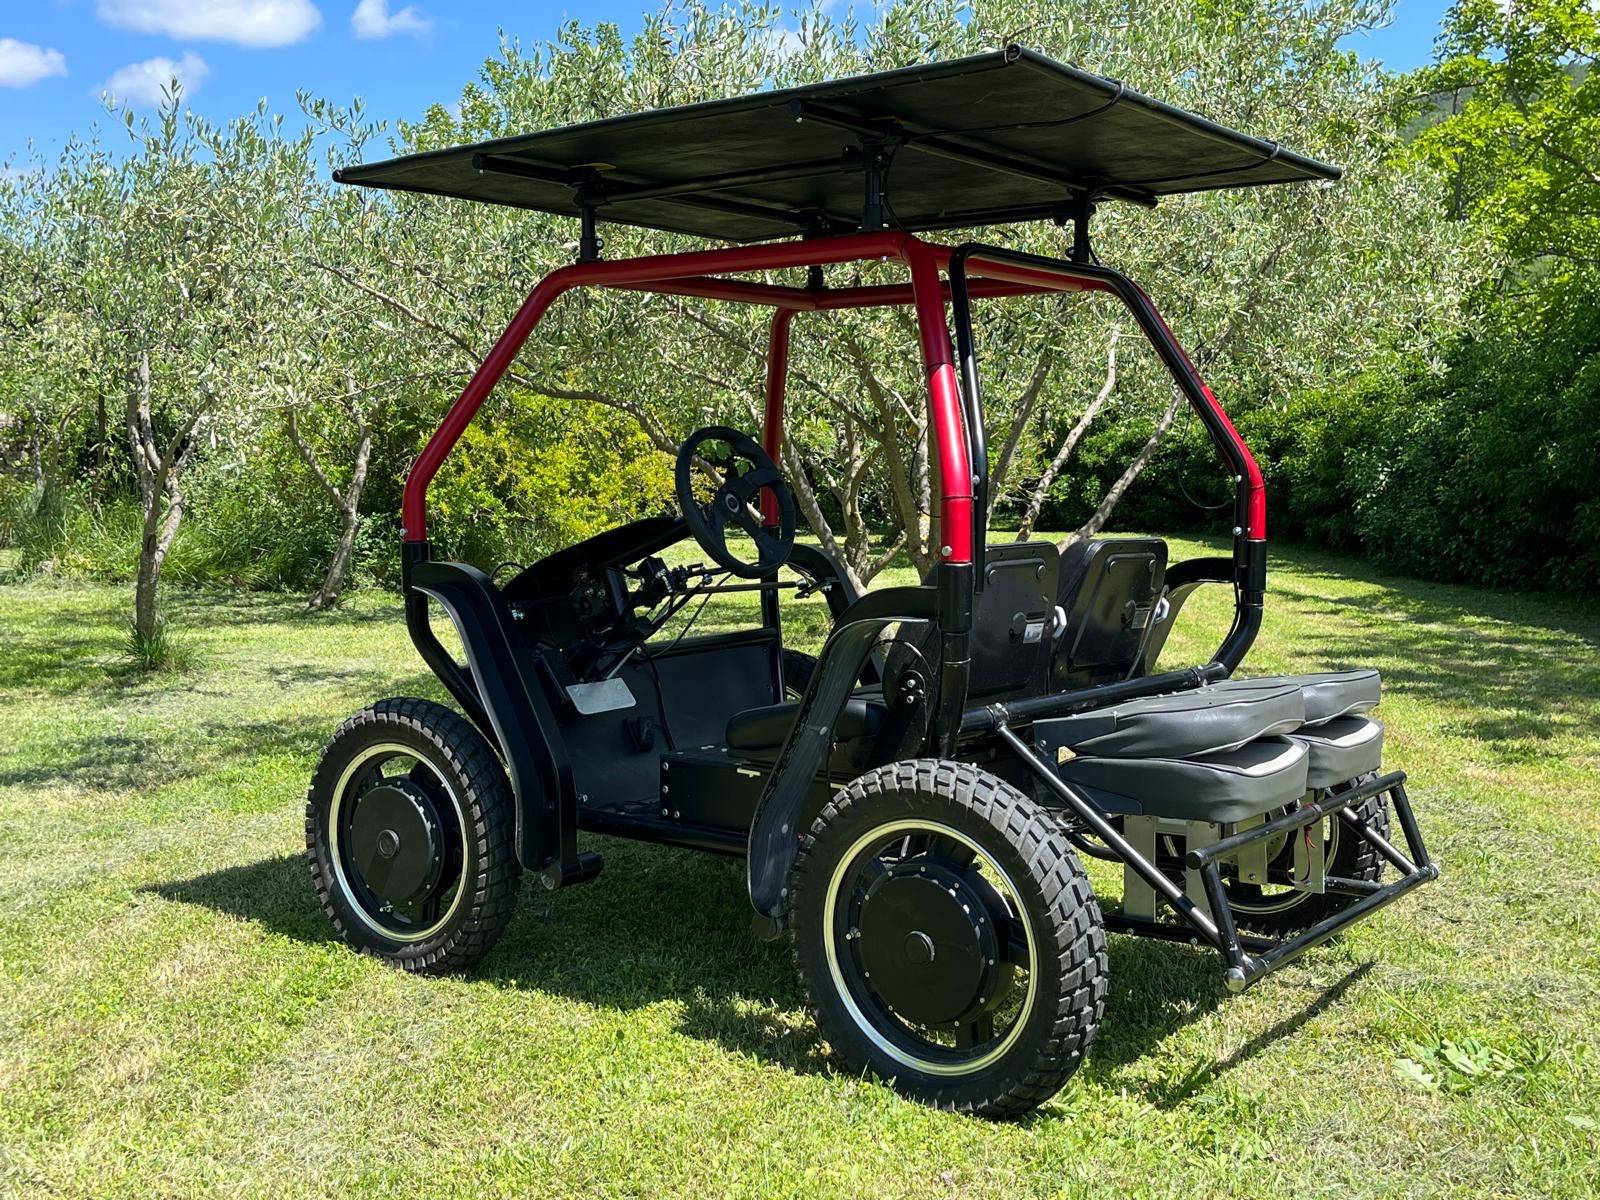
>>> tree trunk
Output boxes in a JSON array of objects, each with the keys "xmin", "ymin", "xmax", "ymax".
[
  {"xmin": 309, "ymin": 501, "xmax": 361, "ymax": 610},
  {"xmin": 843, "ymin": 330, "xmax": 933, "ymax": 576},
  {"xmin": 125, "ymin": 350, "xmax": 197, "ymax": 643},
  {"xmin": 988, "ymin": 349, "xmax": 1054, "ymax": 507},
  {"xmin": 1070, "ymin": 388, "xmax": 1184, "ymax": 544},
  {"xmin": 1017, "ymin": 331, "xmax": 1119, "ymax": 541},
  {"xmin": 289, "ymin": 387, "xmax": 373, "ymax": 611}
]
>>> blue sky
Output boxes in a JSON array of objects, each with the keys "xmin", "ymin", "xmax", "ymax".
[{"xmin": 0, "ymin": 0, "xmax": 1451, "ymax": 167}]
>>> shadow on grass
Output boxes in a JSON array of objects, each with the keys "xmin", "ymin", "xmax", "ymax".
[
  {"xmin": 0, "ymin": 667, "xmax": 438, "ymax": 791},
  {"xmin": 1268, "ymin": 573, "xmax": 1600, "ymax": 757},
  {"xmin": 0, "ymin": 715, "xmax": 336, "ymax": 791},
  {"xmin": 146, "ymin": 837, "xmax": 1335, "ymax": 1102}
]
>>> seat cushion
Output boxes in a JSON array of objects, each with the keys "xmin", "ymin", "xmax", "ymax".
[
  {"xmin": 1293, "ymin": 715, "xmax": 1384, "ymax": 790},
  {"xmin": 725, "ymin": 695, "xmax": 886, "ymax": 754},
  {"xmin": 1034, "ymin": 682, "xmax": 1303, "ymax": 761},
  {"xmin": 1215, "ymin": 669, "xmax": 1380, "ymax": 727},
  {"xmin": 1056, "ymin": 737, "xmax": 1310, "ymax": 823}
]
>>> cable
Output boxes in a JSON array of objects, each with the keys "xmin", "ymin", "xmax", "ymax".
[
  {"xmin": 639, "ymin": 648, "xmax": 679, "ymax": 753},
  {"xmin": 1173, "ymin": 402, "xmax": 1232, "ymax": 512},
  {"xmin": 659, "ymin": 573, "xmax": 728, "ymax": 655},
  {"xmin": 636, "ymin": 571, "xmax": 730, "ymax": 753}
]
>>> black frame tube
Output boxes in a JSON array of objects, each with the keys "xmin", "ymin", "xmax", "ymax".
[
  {"xmin": 963, "ymin": 663, "xmax": 1226, "ymax": 734},
  {"xmin": 993, "ymin": 721, "xmax": 1439, "ymax": 991},
  {"xmin": 1187, "ymin": 771, "xmax": 1402, "ymax": 868},
  {"xmin": 946, "ymin": 241, "xmax": 1265, "ymax": 674},
  {"xmin": 993, "ymin": 723, "xmax": 1224, "ymax": 945}
]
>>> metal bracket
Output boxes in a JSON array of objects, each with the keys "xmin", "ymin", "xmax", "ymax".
[{"xmin": 861, "ymin": 142, "xmax": 891, "ymax": 232}]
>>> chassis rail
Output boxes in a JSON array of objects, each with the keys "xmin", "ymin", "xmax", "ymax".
[{"xmin": 994, "ymin": 727, "xmax": 1438, "ymax": 992}]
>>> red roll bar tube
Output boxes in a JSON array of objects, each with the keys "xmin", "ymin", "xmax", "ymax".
[
  {"xmin": 760, "ymin": 307, "xmax": 794, "ymax": 528},
  {"xmin": 401, "ymin": 230, "xmax": 920, "ymax": 544},
  {"xmin": 401, "ymin": 231, "xmax": 1104, "ymax": 560},
  {"xmin": 398, "ymin": 229, "xmax": 1261, "ymax": 603}
]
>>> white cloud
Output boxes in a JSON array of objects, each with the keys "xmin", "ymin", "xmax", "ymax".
[
  {"xmin": 760, "ymin": 26, "xmax": 805, "ymax": 56},
  {"xmin": 96, "ymin": 0, "xmax": 322, "ymax": 48},
  {"xmin": 101, "ymin": 52, "xmax": 210, "ymax": 106},
  {"xmin": 351, "ymin": 0, "xmax": 431, "ymax": 39},
  {"xmin": 0, "ymin": 39, "xmax": 67, "ymax": 88}
]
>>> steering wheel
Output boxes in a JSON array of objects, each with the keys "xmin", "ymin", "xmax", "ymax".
[{"xmin": 674, "ymin": 426, "xmax": 796, "ymax": 579}]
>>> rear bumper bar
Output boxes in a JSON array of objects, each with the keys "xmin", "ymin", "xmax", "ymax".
[{"xmin": 995, "ymin": 727, "xmax": 1438, "ymax": 992}]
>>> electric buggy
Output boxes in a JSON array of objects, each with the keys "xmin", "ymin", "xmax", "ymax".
[{"xmin": 307, "ymin": 47, "xmax": 1438, "ymax": 1117}]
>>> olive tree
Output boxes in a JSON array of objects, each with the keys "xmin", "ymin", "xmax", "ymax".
[
  {"xmin": 88, "ymin": 96, "xmax": 313, "ymax": 650},
  {"xmin": 1416, "ymin": 0, "xmax": 1600, "ymax": 272}
]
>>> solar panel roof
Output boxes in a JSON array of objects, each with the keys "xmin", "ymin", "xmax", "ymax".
[{"xmin": 335, "ymin": 45, "xmax": 1341, "ymax": 243}]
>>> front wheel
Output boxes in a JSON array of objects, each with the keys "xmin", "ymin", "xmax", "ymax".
[
  {"xmin": 791, "ymin": 760, "xmax": 1107, "ymax": 1119},
  {"xmin": 306, "ymin": 697, "xmax": 521, "ymax": 973}
]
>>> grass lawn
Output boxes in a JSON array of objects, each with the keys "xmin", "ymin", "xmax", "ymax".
[{"xmin": 1, "ymin": 536, "xmax": 1598, "ymax": 1198}]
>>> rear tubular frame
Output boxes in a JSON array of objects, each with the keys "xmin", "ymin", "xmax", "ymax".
[{"xmin": 994, "ymin": 726, "xmax": 1438, "ymax": 991}]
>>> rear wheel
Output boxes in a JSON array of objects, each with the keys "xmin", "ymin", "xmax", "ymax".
[
  {"xmin": 306, "ymin": 697, "xmax": 520, "ymax": 973},
  {"xmin": 1223, "ymin": 780, "xmax": 1390, "ymax": 935},
  {"xmin": 791, "ymin": 760, "xmax": 1106, "ymax": 1118}
]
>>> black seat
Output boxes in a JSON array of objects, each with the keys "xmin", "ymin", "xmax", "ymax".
[
  {"xmin": 1037, "ymin": 681, "xmax": 1310, "ymax": 822},
  {"xmin": 1055, "ymin": 737, "xmax": 1310, "ymax": 822},
  {"xmin": 1214, "ymin": 669, "xmax": 1379, "ymax": 726},
  {"xmin": 727, "ymin": 696, "xmax": 885, "ymax": 748},
  {"xmin": 1052, "ymin": 537, "xmax": 1168, "ymax": 689},
  {"xmin": 1041, "ymin": 672, "xmax": 1386, "ymax": 819},
  {"xmin": 1033, "ymin": 681, "xmax": 1304, "ymax": 761},
  {"xmin": 1294, "ymin": 715, "xmax": 1384, "ymax": 789}
]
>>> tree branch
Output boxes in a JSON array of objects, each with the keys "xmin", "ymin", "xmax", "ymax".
[{"xmin": 1018, "ymin": 331, "xmax": 1118, "ymax": 541}]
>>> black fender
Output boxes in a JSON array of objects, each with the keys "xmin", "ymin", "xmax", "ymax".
[
  {"xmin": 404, "ymin": 549, "xmax": 594, "ymax": 885},
  {"xmin": 746, "ymin": 585, "xmax": 938, "ymax": 919}
]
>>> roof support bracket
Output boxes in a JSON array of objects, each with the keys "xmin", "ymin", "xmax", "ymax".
[{"xmin": 861, "ymin": 142, "xmax": 890, "ymax": 232}]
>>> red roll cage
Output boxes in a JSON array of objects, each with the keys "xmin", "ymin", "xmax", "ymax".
[{"xmin": 400, "ymin": 229, "xmax": 1267, "ymax": 566}]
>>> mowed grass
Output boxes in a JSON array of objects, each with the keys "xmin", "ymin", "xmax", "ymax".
[{"xmin": 2, "ymin": 536, "xmax": 1598, "ymax": 1199}]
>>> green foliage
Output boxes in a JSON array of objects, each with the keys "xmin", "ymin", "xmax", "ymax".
[
  {"xmin": 1395, "ymin": 1033, "xmax": 1549, "ymax": 1095},
  {"xmin": 0, "ymin": 478, "xmax": 72, "ymax": 571},
  {"xmin": 429, "ymin": 390, "xmax": 677, "ymax": 570},
  {"xmin": 1416, "ymin": 0, "xmax": 1600, "ymax": 272},
  {"xmin": 123, "ymin": 615, "xmax": 201, "ymax": 673},
  {"xmin": 0, "ymin": 0, "xmax": 1558, "ymax": 601},
  {"xmin": 1243, "ymin": 274, "xmax": 1600, "ymax": 590}
]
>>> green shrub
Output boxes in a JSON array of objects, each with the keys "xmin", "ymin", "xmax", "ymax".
[
  {"xmin": 124, "ymin": 617, "xmax": 201, "ymax": 673},
  {"xmin": 1238, "ymin": 274, "xmax": 1600, "ymax": 592},
  {"xmin": 428, "ymin": 390, "xmax": 676, "ymax": 571},
  {"xmin": 0, "ymin": 478, "xmax": 73, "ymax": 572}
]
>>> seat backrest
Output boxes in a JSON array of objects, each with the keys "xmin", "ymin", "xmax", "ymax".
[
  {"xmin": 969, "ymin": 541, "xmax": 1061, "ymax": 702},
  {"xmin": 889, "ymin": 541, "xmax": 1061, "ymax": 708},
  {"xmin": 1052, "ymin": 537, "xmax": 1168, "ymax": 689}
]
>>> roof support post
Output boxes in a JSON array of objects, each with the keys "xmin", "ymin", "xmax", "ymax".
[
  {"xmin": 861, "ymin": 143, "xmax": 890, "ymax": 232},
  {"xmin": 761, "ymin": 307, "xmax": 795, "ymax": 527},
  {"xmin": 577, "ymin": 204, "xmax": 603, "ymax": 263},
  {"xmin": 1069, "ymin": 194, "xmax": 1096, "ymax": 264}
]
